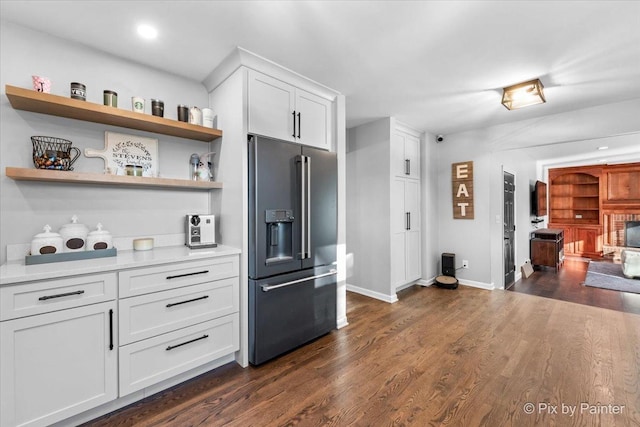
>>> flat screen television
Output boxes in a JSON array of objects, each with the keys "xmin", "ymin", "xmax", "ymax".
[
  {"xmin": 532, "ymin": 180, "xmax": 547, "ymax": 217},
  {"xmin": 625, "ymin": 221, "xmax": 640, "ymax": 248}
]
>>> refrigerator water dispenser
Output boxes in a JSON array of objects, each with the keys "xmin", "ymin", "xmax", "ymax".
[{"xmin": 265, "ymin": 209, "xmax": 294, "ymax": 263}]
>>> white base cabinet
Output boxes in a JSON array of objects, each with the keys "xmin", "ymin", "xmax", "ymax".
[
  {"xmin": 117, "ymin": 256, "xmax": 240, "ymax": 397},
  {"xmin": 0, "ymin": 247, "xmax": 240, "ymax": 427},
  {"xmin": 0, "ymin": 301, "xmax": 117, "ymax": 427}
]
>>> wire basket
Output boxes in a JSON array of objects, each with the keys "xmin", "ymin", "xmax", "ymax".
[{"xmin": 31, "ymin": 136, "xmax": 81, "ymax": 171}]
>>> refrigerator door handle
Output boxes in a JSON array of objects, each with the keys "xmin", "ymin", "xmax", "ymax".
[
  {"xmin": 306, "ymin": 155, "xmax": 311, "ymax": 258},
  {"xmin": 261, "ymin": 269, "xmax": 337, "ymax": 292},
  {"xmin": 300, "ymin": 154, "xmax": 306, "ymax": 259}
]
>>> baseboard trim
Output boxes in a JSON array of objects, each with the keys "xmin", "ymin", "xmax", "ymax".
[
  {"xmin": 337, "ymin": 316, "xmax": 349, "ymax": 329},
  {"xmin": 458, "ymin": 278, "xmax": 495, "ymax": 290},
  {"xmin": 417, "ymin": 277, "xmax": 435, "ymax": 287},
  {"xmin": 346, "ymin": 283, "xmax": 399, "ymax": 303}
]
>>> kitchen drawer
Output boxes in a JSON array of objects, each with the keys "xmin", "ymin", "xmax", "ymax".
[
  {"xmin": 119, "ymin": 277, "xmax": 239, "ymax": 345},
  {"xmin": 0, "ymin": 273, "xmax": 117, "ymax": 321},
  {"xmin": 119, "ymin": 256, "xmax": 239, "ymax": 298},
  {"xmin": 118, "ymin": 313, "xmax": 239, "ymax": 396}
]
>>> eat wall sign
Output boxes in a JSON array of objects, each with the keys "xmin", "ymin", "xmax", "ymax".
[{"xmin": 452, "ymin": 161, "xmax": 474, "ymax": 219}]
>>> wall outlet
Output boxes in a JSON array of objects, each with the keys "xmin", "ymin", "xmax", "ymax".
[{"xmin": 462, "ymin": 259, "xmax": 469, "ymax": 268}]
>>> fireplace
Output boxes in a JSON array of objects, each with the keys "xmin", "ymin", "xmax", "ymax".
[{"xmin": 626, "ymin": 221, "xmax": 640, "ymax": 248}]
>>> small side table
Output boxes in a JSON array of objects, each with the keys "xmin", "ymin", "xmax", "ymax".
[{"xmin": 530, "ymin": 228, "xmax": 565, "ymax": 271}]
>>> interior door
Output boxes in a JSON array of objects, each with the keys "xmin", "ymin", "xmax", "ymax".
[{"xmin": 503, "ymin": 171, "xmax": 516, "ymax": 288}]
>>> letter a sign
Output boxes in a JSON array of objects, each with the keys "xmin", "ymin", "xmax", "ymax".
[{"xmin": 452, "ymin": 161, "xmax": 474, "ymax": 219}]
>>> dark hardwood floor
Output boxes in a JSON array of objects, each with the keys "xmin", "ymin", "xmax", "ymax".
[
  {"xmin": 83, "ymin": 284, "xmax": 640, "ymax": 427},
  {"xmin": 508, "ymin": 257, "xmax": 640, "ymax": 315}
]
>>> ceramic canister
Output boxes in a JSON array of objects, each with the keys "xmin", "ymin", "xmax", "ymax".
[
  {"xmin": 86, "ymin": 223, "xmax": 113, "ymax": 251},
  {"xmin": 30, "ymin": 224, "xmax": 63, "ymax": 255},
  {"xmin": 189, "ymin": 106, "xmax": 202, "ymax": 126},
  {"xmin": 202, "ymin": 108, "xmax": 215, "ymax": 128},
  {"xmin": 58, "ymin": 215, "xmax": 89, "ymax": 252}
]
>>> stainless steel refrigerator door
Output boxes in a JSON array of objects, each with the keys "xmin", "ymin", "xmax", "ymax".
[
  {"xmin": 248, "ymin": 266, "xmax": 337, "ymax": 365},
  {"xmin": 249, "ymin": 135, "xmax": 302, "ymax": 279},
  {"xmin": 301, "ymin": 146, "xmax": 337, "ymax": 271}
]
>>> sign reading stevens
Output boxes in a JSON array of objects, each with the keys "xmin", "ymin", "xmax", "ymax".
[{"xmin": 452, "ymin": 161, "xmax": 474, "ymax": 219}]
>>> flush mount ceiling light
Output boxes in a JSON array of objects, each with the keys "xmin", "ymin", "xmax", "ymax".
[
  {"xmin": 137, "ymin": 24, "xmax": 158, "ymax": 40},
  {"xmin": 501, "ymin": 78, "xmax": 546, "ymax": 110}
]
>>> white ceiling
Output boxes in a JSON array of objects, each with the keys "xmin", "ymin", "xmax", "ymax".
[{"xmin": 2, "ymin": 1, "xmax": 640, "ymax": 136}]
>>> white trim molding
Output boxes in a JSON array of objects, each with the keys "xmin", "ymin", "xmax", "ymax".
[
  {"xmin": 458, "ymin": 278, "xmax": 495, "ymax": 290},
  {"xmin": 346, "ymin": 283, "xmax": 399, "ymax": 303}
]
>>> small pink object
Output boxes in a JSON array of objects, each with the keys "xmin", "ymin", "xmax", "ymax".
[{"xmin": 32, "ymin": 75, "xmax": 51, "ymax": 93}]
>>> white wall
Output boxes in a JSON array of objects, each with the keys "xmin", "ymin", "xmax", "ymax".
[
  {"xmin": 421, "ymin": 130, "xmax": 439, "ymax": 282},
  {"xmin": 0, "ymin": 21, "xmax": 212, "ymax": 262},
  {"xmin": 435, "ymin": 99, "xmax": 640, "ymax": 290},
  {"xmin": 346, "ymin": 118, "xmax": 392, "ymax": 296}
]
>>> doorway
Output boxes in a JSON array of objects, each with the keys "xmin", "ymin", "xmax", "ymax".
[{"xmin": 503, "ymin": 171, "xmax": 515, "ymax": 288}]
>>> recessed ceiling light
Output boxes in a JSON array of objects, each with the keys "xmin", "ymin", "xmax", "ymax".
[
  {"xmin": 598, "ymin": 159, "xmax": 608, "ymax": 163},
  {"xmin": 597, "ymin": 146, "xmax": 609, "ymax": 150},
  {"xmin": 137, "ymin": 24, "xmax": 158, "ymax": 40}
]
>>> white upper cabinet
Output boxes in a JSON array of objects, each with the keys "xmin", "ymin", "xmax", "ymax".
[
  {"xmin": 392, "ymin": 129, "xmax": 421, "ymax": 180},
  {"xmin": 248, "ymin": 69, "xmax": 333, "ymax": 151}
]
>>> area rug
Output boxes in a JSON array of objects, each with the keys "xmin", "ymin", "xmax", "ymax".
[{"xmin": 583, "ymin": 261, "xmax": 640, "ymax": 294}]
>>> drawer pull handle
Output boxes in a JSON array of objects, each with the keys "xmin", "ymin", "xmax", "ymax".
[
  {"xmin": 38, "ymin": 290, "xmax": 85, "ymax": 301},
  {"xmin": 166, "ymin": 295, "xmax": 209, "ymax": 308},
  {"xmin": 109, "ymin": 309, "xmax": 114, "ymax": 351},
  {"xmin": 166, "ymin": 334, "xmax": 209, "ymax": 351},
  {"xmin": 165, "ymin": 270, "xmax": 209, "ymax": 280}
]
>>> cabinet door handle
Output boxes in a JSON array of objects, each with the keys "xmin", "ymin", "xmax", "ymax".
[
  {"xmin": 408, "ymin": 212, "xmax": 411, "ymax": 230},
  {"xmin": 166, "ymin": 270, "xmax": 209, "ymax": 280},
  {"xmin": 166, "ymin": 334, "xmax": 209, "ymax": 351},
  {"xmin": 166, "ymin": 295, "xmax": 209, "ymax": 308},
  {"xmin": 109, "ymin": 309, "xmax": 114, "ymax": 351},
  {"xmin": 292, "ymin": 110, "xmax": 296, "ymax": 138},
  {"xmin": 405, "ymin": 159, "xmax": 410, "ymax": 175},
  {"xmin": 297, "ymin": 112, "xmax": 301, "ymax": 138},
  {"xmin": 38, "ymin": 290, "xmax": 84, "ymax": 301},
  {"xmin": 405, "ymin": 212, "xmax": 410, "ymax": 230}
]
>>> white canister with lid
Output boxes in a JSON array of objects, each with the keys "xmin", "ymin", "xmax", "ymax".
[
  {"xmin": 86, "ymin": 223, "xmax": 113, "ymax": 251},
  {"xmin": 59, "ymin": 215, "xmax": 89, "ymax": 252},
  {"xmin": 31, "ymin": 225, "xmax": 63, "ymax": 255}
]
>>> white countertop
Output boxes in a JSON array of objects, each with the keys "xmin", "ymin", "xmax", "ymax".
[{"xmin": 0, "ymin": 244, "xmax": 241, "ymax": 285}]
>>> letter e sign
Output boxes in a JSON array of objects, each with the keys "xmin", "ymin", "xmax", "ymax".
[{"xmin": 452, "ymin": 161, "xmax": 474, "ymax": 219}]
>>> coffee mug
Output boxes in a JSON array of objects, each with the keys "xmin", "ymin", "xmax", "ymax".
[
  {"xmin": 132, "ymin": 96, "xmax": 145, "ymax": 113},
  {"xmin": 151, "ymin": 99, "xmax": 164, "ymax": 117},
  {"xmin": 177, "ymin": 105, "xmax": 189, "ymax": 122},
  {"xmin": 32, "ymin": 75, "xmax": 51, "ymax": 93}
]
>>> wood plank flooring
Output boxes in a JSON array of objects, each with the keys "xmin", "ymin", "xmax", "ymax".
[
  {"xmin": 508, "ymin": 257, "xmax": 640, "ymax": 315},
  {"xmin": 83, "ymin": 283, "xmax": 640, "ymax": 427}
]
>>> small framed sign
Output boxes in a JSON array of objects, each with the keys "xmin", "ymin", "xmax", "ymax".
[
  {"xmin": 85, "ymin": 132, "xmax": 159, "ymax": 177},
  {"xmin": 452, "ymin": 161, "xmax": 474, "ymax": 219}
]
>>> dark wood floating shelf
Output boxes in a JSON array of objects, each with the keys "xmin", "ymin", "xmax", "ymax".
[
  {"xmin": 6, "ymin": 167, "xmax": 223, "ymax": 190},
  {"xmin": 5, "ymin": 85, "xmax": 222, "ymax": 142}
]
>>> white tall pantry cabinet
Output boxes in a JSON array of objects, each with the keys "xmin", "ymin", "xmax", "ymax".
[{"xmin": 346, "ymin": 117, "xmax": 423, "ymax": 302}]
